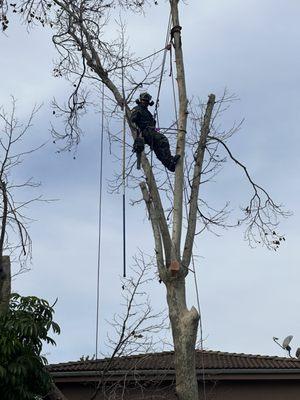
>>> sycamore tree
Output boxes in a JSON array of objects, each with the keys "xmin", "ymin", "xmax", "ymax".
[{"xmin": 0, "ymin": 1, "xmax": 288, "ymax": 399}]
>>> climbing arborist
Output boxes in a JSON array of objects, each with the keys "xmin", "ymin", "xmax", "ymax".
[{"xmin": 131, "ymin": 92, "xmax": 180, "ymax": 172}]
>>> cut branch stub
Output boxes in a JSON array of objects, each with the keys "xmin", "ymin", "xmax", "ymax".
[{"xmin": 169, "ymin": 259, "xmax": 180, "ymax": 276}]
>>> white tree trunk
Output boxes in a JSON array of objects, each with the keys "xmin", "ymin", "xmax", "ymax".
[
  {"xmin": 170, "ymin": 0, "xmax": 188, "ymax": 259},
  {"xmin": 166, "ymin": 277, "xmax": 199, "ymax": 400},
  {"xmin": 167, "ymin": 1, "xmax": 200, "ymax": 399}
]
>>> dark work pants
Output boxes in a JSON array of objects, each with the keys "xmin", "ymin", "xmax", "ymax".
[{"xmin": 142, "ymin": 128, "xmax": 173, "ymax": 168}]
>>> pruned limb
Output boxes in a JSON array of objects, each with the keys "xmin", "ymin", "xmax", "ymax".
[
  {"xmin": 141, "ymin": 155, "xmax": 172, "ymax": 266},
  {"xmin": 182, "ymin": 94, "xmax": 215, "ymax": 268},
  {"xmin": 170, "ymin": 0, "xmax": 188, "ymax": 259},
  {"xmin": 140, "ymin": 182, "xmax": 165, "ymax": 277}
]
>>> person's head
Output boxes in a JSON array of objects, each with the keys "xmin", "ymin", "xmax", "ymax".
[{"xmin": 138, "ymin": 92, "xmax": 154, "ymax": 106}]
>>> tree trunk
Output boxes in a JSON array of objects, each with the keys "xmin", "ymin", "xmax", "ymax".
[
  {"xmin": 0, "ymin": 255, "xmax": 11, "ymax": 315},
  {"xmin": 166, "ymin": 276, "xmax": 199, "ymax": 400},
  {"xmin": 170, "ymin": 0, "xmax": 188, "ymax": 258},
  {"xmin": 167, "ymin": 1, "xmax": 200, "ymax": 399}
]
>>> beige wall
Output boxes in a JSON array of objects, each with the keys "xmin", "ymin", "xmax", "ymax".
[
  {"xmin": 55, "ymin": 379, "xmax": 300, "ymax": 400},
  {"xmin": 201, "ymin": 380, "xmax": 300, "ymax": 400},
  {"xmin": 56, "ymin": 382, "xmax": 176, "ymax": 400}
]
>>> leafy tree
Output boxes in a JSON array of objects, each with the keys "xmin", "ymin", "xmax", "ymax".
[{"xmin": 0, "ymin": 293, "xmax": 60, "ymax": 400}]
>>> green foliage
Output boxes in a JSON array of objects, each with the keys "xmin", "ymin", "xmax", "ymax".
[{"xmin": 0, "ymin": 293, "xmax": 60, "ymax": 400}]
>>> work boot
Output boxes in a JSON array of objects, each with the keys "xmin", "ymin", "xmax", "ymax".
[{"xmin": 167, "ymin": 154, "xmax": 181, "ymax": 172}]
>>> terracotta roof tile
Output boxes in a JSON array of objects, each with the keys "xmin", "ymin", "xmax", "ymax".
[{"xmin": 48, "ymin": 350, "xmax": 300, "ymax": 374}]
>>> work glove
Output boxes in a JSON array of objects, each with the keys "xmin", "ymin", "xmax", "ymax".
[{"xmin": 132, "ymin": 137, "xmax": 145, "ymax": 153}]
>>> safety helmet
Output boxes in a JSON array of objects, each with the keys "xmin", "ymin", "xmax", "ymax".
[
  {"xmin": 139, "ymin": 92, "xmax": 152, "ymax": 102},
  {"xmin": 138, "ymin": 92, "xmax": 154, "ymax": 106}
]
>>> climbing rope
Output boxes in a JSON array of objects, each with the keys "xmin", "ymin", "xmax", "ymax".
[
  {"xmin": 122, "ymin": 109, "xmax": 127, "ymax": 278},
  {"xmin": 153, "ymin": 12, "xmax": 172, "ymax": 125},
  {"xmin": 121, "ymin": 45, "xmax": 127, "ymax": 279},
  {"xmin": 183, "ymin": 182, "xmax": 207, "ymax": 400},
  {"xmin": 95, "ymin": 82, "xmax": 105, "ymax": 359}
]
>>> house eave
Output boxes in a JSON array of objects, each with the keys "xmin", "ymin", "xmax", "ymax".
[{"xmin": 50, "ymin": 368, "xmax": 300, "ymax": 383}]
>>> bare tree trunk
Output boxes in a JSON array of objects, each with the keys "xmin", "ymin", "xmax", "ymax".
[
  {"xmin": 0, "ymin": 256, "xmax": 11, "ymax": 315},
  {"xmin": 170, "ymin": 0, "xmax": 188, "ymax": 258},
  {"xmin": 166, "ymin": 277, "xmax": 199, "ymax": 400},
  {"xmin": 167, "ymin": 1, "xmax": 200, "ymax": 399}
]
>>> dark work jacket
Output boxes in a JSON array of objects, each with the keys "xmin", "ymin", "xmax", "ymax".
[{"xmin": 130, "ymin": 104, "xmax": 156, "ymax": 132}]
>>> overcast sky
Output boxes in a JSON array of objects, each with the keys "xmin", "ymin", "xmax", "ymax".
[{"xmin": 1, "ymin": 0, "xmax": 300, "ymax": 364}]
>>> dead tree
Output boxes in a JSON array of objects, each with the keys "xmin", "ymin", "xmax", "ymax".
[
  {"xmin": 0, "ymin": 99, "xmax": 43, "ymax": 280},
  {"xmin": 1, "ymin": 2, "xmax": 288, "ymax": 399}
]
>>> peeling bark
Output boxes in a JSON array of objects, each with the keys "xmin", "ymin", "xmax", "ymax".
[{"xmin": 166, "ymin": 276, "xmax": 199, "ymax": 400}]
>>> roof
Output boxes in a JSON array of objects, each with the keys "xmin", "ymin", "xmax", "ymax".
[{"xmin": 48, "ymin": 349, "xmax": 300, "ymax": 375}]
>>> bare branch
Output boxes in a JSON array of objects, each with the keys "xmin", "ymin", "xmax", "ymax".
[
  {"xmin": 139, "ymin": 182, "xmax": 165, "ymax": 277},
  {"xmin": 208, "ymin": 134, "xmax": 290, "ymax": 249},
  {"xmin": 0, "ymin": 99, "xmax": 44, "ymax": 273},
  {"xmin": 182, "ymin": 94, "xmax": 215, "ymax": 269}
]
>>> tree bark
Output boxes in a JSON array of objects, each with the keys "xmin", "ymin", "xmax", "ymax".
[
  {"xmin": 170, "ymin": 0, "xmax": 188, "ymax": 259},
  {"xmin": 182, "ymin": 94, "xmax": 215, "ymax": 268},
  {"xmin": 165, "ymin": 2, "xmax": 200, "ymax": 399},
  {"xmin": 0, "ymin": 256, "xmax": 11, "ymax": 315},
  {"xmin": 166, "ymin": 276, "xmax": 199, "ymax": 400}
]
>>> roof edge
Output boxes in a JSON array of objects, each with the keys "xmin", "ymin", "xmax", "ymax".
[{"xmin": 51, "ymin": 368, "xmax": 300, "ymax": 381}]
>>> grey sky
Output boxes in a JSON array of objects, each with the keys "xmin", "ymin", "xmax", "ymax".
[{"xmin": 1, "ymin": 0, "xmax": 300, "ymax": 363}]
